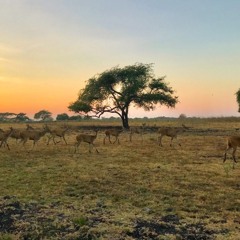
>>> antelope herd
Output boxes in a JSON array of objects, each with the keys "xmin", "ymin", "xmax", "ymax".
[{"xmin": 0, "ymin": 122, "xmax": 240, "ymax": 168}]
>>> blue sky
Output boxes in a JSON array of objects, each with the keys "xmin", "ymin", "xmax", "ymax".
[{"xmin": 1, "ymin": 0, "xmax": 240, "ymax": 117}]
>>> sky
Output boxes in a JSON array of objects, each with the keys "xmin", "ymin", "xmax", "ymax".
[{"xmin": 0, "ymin": 0, "xmax": 240, "ymax": 118}]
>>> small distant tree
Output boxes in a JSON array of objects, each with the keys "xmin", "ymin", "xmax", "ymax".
[
  {"xmin": 179, "ymin": 113, "xmax": 187, "ymax": 119},
  {"xmin": 236, "ymin": 89, "xmax": 240, "ymax": 112},
  {"xmin": 0, "ymin": 112, "xmax": 16, "ymax": 121},
  {"xmin": 69, "ymin": 115, "xmax": 82, "ymax": 121},
  {"xmin": 34, "ymin": 110, "xmax": 52, "ymax": 121},
  {"xmin": 69, "ymin": 63, "xmax": 178, "ymax": 129},
  {"xmin": 56, "ymin": 113, "xmax": 69, "ymax": 121},
  {"xmin": 15, "ymin": 113, "xmax": 30, "ymax": 122}
]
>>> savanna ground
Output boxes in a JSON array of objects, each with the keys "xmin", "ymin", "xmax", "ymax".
[{"xmin": 0, "ymin": 118, "xmax": 240, "ymax": 240}]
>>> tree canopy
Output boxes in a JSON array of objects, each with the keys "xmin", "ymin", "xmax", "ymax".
[
  {"xmin": 15, "ymin": 113, "xmax": 30, "ymax": 122},
  {"xmin": 34, "ymin": 110, "xmax": 53, "ymax": 121},
  {"xmin": 0, "ymin": 112, "xmax": 30, "ymax": 122},
  {"xmin": 56, "ymin": 113, "xmax": 69, "ymax": 121},
  {"xmin": 236, "ymin": 89, "xmax": 240, "ymax": 113},
  {"xmin": 69, "ymin": 63, "xmax": 178, "ymax": 128}
]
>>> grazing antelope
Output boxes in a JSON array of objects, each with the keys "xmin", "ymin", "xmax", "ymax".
[
  {"xmin": 103, "ymin": 128, "xmax": 123, "ymax": 144},
  {"xmin": 0, "ymin": 127, "xmax": 14, "ymax": 150},
  {"xmin": 74, "ymin": 129, "xmax": 99, "ymax": 153},
  {"xmin": 158, "ymin": 125, "xmax": 188, "ymax": 147},
  {"xmin": 223, "ymin": 136, "xmax": 240, "ymax": 168}
]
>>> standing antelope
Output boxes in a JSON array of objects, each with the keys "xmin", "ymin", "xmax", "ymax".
[
  {"xmin": 223, "ymin": 136, "xmax": 240, "ymax": 168},
  {"xmin": 103, "ymin": 129, "xmax": 123, "ymax": 144},
  {"xmin": 0, "ymin": 127, "xmax": 14, "ymax": 150},
  {"xmin": 74, "ymin": 129, "xmax": 99, "ymax": 153},
  {"xmin": 158, "ymin": 125, "xmax": 188, "ymax": 147},
  {"xmin": 129, "ymin": 127, "xmax": 144, "ymax": 142}
]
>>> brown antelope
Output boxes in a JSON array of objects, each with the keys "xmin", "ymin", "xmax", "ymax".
[
  {"xmin": 129, "ymin": 127, "xmax": 144, "ymax": 142},
  {"xmin": 10, "ymin": 129, "xmax": 23, "ymax": 142},
  {"xmin": 158, "ymin": 125, "xmax": 188, "ymax": 147},
  {"xmin": 9, "ymin": 124, "xmax": 34, "ymax": 143},
  {"xmin": 45, "ymin": 124, "xmax": 69, "ymax": 145},
  {"xmin": 75, "ymin": 129, "xmax": 99, "ymax": 153},
  {"xmin": 223, "ymin": 136, "xmax": 240, "ymax": 168},
  {"xmin": 19, "ymin": 126, "xmax": 48, "ymax": 149},
  {"xmin": 0, "ymin": 127, "xmax": 14, "ymax": 150},
  {"xmin": 103, "ymin": 128, "xmax": 123, "ymax": 144}
]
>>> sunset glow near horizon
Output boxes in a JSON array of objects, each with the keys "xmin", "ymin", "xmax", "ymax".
[{"xmin": 1, "ymin": 0, "xmax": 240, "ymax": 119}]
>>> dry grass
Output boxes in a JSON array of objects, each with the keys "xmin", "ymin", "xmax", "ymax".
[{"xmin": 0, "ymin": 118, "xmax": 240, "ymax": 239}]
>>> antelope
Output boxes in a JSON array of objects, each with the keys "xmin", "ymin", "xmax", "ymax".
[
  {"xmin": 45, "ymin": 124, "xmax": 69, "ymax": 145},
  {"xmin": 0, "ymin": 127, "xmax": 14, "ymax": 150},
  {"xmin": 129, "ymin": 127, "xmax": 144, "ymax": 142},
  {"xmin": 103, "ymin": 128, "xmax": 123, "ymax": 144},
  {"xmin": 9, "ymin": 124, "xmax": 34, "ymax": 143},
  {"xmin": 223, "ymin": 136, "xmax": 240, "ymax": 168},
  {"xmin": 19, "ymin": 126, "xmax": 48, "ymax": 149},
  {"xmin": 158, "ymin": 125, "xmax": 188, "ymax": 147},
  {"xmin": 74, "ymin": 129, "xmax": 99, "ymax": 153},
  {"xmin": 10, "ymin": 128, "xmax": 23, "ymax": 142}
]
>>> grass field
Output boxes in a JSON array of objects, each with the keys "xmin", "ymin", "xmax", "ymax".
[{"xmin": 0, "ymin": 118, "xmax": 240, "ymax": 239}]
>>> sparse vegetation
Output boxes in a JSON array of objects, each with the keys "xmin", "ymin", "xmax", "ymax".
[{"xmin": 0, "ymin": 118, "xmax": 240, "ymax": 239}]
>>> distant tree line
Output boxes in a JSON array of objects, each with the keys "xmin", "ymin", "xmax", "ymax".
[
  {"xmin": 0, "ymin": 112, "xmax": 30, "ymax": 122},
  {"xmin": 0, "ymin": 110, "xmax": 82, "ymax": 122},
  {"xmin": 0, "ymin": 84, "xmax": 240, "ymax": 122}
]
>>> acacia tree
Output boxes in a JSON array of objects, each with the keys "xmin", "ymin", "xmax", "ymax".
[
  {"xmin": 236, "ymin": 89, "xmax": 240, "ymax": 112},
  {"xmin": 69, "ymin": 63, "xmax": 178, "ymax": 129},
  {"xmin": 34, "ymin": 110, "xmax": 52, "ymax": 121},
  {"xmin": 0, "ymin": 112, "xmax": 16, "ymax": 121},
  {"xmin": 15, "ymin": 113, "xmax": 30, "ymax": 122}
]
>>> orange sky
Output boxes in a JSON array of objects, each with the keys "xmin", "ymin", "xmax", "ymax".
[{"xmin": 1, "ymin": 1, "xmax": 240, "ymax": 118}]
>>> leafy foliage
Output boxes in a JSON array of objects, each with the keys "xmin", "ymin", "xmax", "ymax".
[
  {"xmin": 69, "ymin": 63, "xmax": 178, "ymax": 128},
  {"xmin": 236, "ymin": 89, "xmax": 240, "ymax": 112},
  {"xmin": 56, "ymin": 113, "xmax": 69, "ymax": 121},
  {"xmin": 15, "ymin": 113, "xmax": 30, "ymax": 122},
  {"xmin": 0, "ymin": 112, "xmax": 30, "ymax": 122},
  {"xmin": 0, "ymin": 112, "xmax": 16, "ymax": 122},
  {"xmin": 34, "ymin": 110, "xmax": 52, "ymax": 121}
]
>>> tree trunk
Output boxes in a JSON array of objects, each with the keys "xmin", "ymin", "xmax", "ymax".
[{"xmin": 121, "ymin": 112, "xmax": 129, "ymax": 129}]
